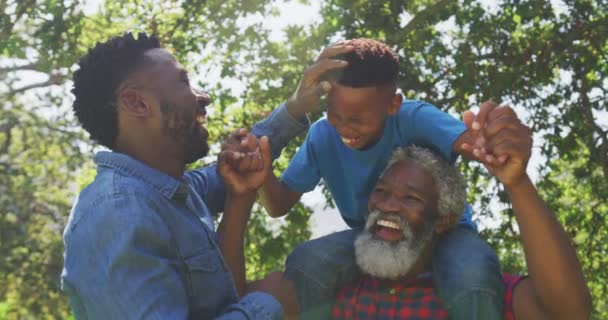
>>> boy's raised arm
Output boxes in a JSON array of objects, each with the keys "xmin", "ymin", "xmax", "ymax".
[
  {"xmin": 259, "ymin": 172, "xmax": 302, "ymax": 218},
  {"xmin": 259, "ymin": 43, "xmax": 355, "ymax": 218}
]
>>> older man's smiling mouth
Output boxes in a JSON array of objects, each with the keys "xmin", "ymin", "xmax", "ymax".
[{"xmin": 374, "ymin": 218, "xmax": 404, "ymax": 242}]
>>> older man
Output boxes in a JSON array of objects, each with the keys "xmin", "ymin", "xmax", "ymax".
[{"xmin": 332, "ymin": 143, "xmax": 592, "ymax": 319}]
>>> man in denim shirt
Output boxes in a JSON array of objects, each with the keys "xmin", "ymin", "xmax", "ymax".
[{"xmin": 61, "ymin": 32, "xmax": 345, "ymax": 319}]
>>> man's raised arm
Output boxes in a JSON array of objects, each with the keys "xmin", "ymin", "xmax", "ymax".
[{"xmin": 478, "ymin": 111, "xmax": 592, "ymax": 320}]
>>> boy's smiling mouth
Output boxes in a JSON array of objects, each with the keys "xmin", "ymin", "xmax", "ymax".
[{"xmin": 341, "ymin": 136, "xmax": 361, "ymax": 147}]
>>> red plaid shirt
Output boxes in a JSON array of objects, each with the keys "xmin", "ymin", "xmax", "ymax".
[{"xmin": 333, "ymin": 273, "xmax": 522, "ymax": 320}]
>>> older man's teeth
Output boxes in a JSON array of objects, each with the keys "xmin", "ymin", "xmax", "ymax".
[{"xmin": 377, "ymin": 219, "xmax": 400, "ymax": 230}]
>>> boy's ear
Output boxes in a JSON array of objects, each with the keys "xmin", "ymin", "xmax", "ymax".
[
  {"xmin": 387, "ymin": 92, "xmax": 402, "ymax": 116},
  {"xmin": 434, "ymin": 213, "xmax": 457, "ymax": 235}
]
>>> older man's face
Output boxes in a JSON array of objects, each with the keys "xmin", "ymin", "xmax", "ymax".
[
  {"xmin": 367, "ymin": 159, "xmax": 440, "ymax": 240},
  {"xmin": 355, "ymin": 159, "xmax": 441, "ymax": 279}
]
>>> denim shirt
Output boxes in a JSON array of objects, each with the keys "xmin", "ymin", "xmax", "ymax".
[{"xmin": 61, "ymin": 105, "xmax": 308, "ymax": 320}]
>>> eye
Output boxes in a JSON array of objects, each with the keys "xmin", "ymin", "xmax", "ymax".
[
  {"xmin": 403, "ymin": 195, "xmax": 423, "ymax": 203},
  {"xmin": 373, "ymin": 186, "xmax": 386, "ymax": 194}
]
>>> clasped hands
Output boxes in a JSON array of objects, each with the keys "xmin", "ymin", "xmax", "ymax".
[{"xmin": 217, "ymin": 128, "xmax": 271, "ymax": 196}]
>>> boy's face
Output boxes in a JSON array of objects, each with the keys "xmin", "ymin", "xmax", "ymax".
[{"xmin": 326, "ymin": 83, "xmax": 400, "ymax": 150}]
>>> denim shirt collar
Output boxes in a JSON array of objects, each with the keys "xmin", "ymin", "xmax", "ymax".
[{"xmin": 94, "ymin": 151, "xmax": 188, "ymax": 201}]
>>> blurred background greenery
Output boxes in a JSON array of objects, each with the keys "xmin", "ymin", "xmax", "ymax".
[{"xmin": 0, "ymin": 0, "xmax": 606, "ymax": 318}]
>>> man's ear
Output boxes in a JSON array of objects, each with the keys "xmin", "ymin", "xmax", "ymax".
[
  {"xmin": 387, "ymin": 92, "xmax": 402, "ymax": 116},
  {"xmin": 117, "ymin": 87, "xmax": 152, "ymax": 118},
  {"xmin": 434, "ymin": 213, "xmax": 457, "ymax": 235}
]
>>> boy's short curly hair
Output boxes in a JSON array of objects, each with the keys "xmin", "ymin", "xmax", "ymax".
[
  {"xmin": 71, "ymin": 32, "xmax": 160, "ymax": 149},
  {"xmin": 326, "ymin": 38, "xmax": 399, "ymax": 88}
]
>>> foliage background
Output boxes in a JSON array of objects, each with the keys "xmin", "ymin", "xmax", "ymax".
[{"xmin": 0, "ymin": 0, "xmax": 606, "ymax": 318}]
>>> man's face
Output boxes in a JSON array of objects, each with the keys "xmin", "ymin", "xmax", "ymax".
[
  {"xmin": 355, "ymin": 159, "xmax": 440, "ymax": 279},
  {"xmin": 326, "ymin": 83, "xmax": 399, "ymax": 150},
  {"xmin": 139, "ymin": 49, "xmax": 210, "ymax": 164}
]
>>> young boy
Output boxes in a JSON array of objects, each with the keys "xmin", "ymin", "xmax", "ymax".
[{"xmin": 261, "ymin": 38, "xmax": 509, "ymax": 319}]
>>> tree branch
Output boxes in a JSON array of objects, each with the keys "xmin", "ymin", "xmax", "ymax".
[
  {"xmin": 8, "ymin": 80, "xmax": 54, "ymax": 96},
  {"xmin": 402, "ymin": 0, "xmax": 455, "ymax": 34},
  {"xmin": 0, "ymin": 62, "xmax": 39, "ymax": 74}
]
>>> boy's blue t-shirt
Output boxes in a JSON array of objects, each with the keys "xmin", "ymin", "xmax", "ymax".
[{"xmin": 281, "ymin": 99, "xmax": 475, "ymax": 229}]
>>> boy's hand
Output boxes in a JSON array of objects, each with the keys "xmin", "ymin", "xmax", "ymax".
[
  {"xmin": 218, "ymin": 136, "xmax": 272, "ymax": 195},
  {"xmin": 285, "ymin": 43, "xmax": 354, "ymax": 119},
  {"xmin": 222, "ymin": 128, "xmax": 263, "ymax": 172},
  {"xmin": 461, "ymin": 101, "xmax": 522, "ymax": 166}
]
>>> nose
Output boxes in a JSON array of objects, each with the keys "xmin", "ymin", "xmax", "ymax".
[
  {"xmin": 375, "ymin": 194, "xmax": 401, "ymax": 213},
  {"xmin": 336, "ymin": 125, "xmax": 356, "ymax": 138},
  {"xmin": 194, "ymin": 88, "xmax": 211, "ymax": 108}
]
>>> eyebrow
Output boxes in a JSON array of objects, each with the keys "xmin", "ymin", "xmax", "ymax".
[{"xmin": 376, "ymin": 179, "xmax": 426, "ymax": 195}]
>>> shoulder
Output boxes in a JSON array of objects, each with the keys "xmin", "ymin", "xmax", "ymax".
[
  {"xmin": 66, "ymin": 170, "xmax": 166, "ymax": 238},
  {"xmin": 299, "ymin": 117, "xmax": 339, "ymax": 153},
  {"xmin": 308, "ymin": 117, "xmax": 334, "ymax": 139},
  {"xmin": 395, "ymin": 99, "xmax": 442, "ymax": 117}
]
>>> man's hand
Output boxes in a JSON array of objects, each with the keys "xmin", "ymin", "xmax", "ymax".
[
  {"xmin": 285, "ymin": 43, "xmax": 354, "ymax": 119},
  {"xmin": 461, "ymin": 101, "xmax": 524, "ymax": 165},
  {"xmin": 222, "ymin": 128, "xmax": 263, "ymax": 172},
  {"xmin": 484, "ymin": 119, "xmax": 533, "ymax": 188},
  {"xmin": 247, "ymin": 271, "xmax": 299, "ymax": 317},
  {"xmin": 218, "ymin": 135, "xmax": 272, "ymax": 195}
]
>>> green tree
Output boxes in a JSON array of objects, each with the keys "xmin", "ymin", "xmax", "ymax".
[
  {"xmin": 279, "ymin": 0, "xmax": 606, "ymax": 317},
  {"xmin": 1, "ymin": 0, "xmax": 606, "ymax": 318}
]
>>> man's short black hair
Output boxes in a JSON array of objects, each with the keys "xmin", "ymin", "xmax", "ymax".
[
  {"xmin": 326, "ymin": 38, "xmax": 399, "ymax": 88},
  {"xmin": 71, "ymin": 32, "xmax": 161, "ymax": 149}
]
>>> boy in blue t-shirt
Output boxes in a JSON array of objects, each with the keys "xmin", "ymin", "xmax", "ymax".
[{"xmin": 261, "ymin": 38, "xmax": 509, "ymax": 319}]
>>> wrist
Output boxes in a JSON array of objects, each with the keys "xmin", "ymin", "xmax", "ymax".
[
  {"xmin": 227, "ymin": 190, "xmax": 257, "ymax": 202},
  {"xmin": 285, "ymin": 99, "xmax": 308, "ymax": 121},
  {"xmin": 503, "ymin": 174, "xmax": 532, "ymax": 191}
]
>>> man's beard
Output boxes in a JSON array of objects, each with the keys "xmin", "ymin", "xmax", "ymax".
[
  {"xmin": 161, "ymin": 101, "xmax": 210, "ymax": 164},
  {"xmin": 354, "ymin": 210, "xmax": 437, "ymax": 279}
]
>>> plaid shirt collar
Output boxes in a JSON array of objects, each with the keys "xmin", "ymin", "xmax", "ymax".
[{"xmin": 333, "ymin": 273, "xmax": 521, "ymax": 320}]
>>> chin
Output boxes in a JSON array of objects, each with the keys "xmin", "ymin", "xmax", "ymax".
[{"xmin": 184, "ymin": 141, "xmax": 210, "ymax": 164}]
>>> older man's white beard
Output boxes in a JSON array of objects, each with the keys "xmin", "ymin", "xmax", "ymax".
[{"xmin": 354, "ymin": 210, "xmax": 436, "ymax": 279}]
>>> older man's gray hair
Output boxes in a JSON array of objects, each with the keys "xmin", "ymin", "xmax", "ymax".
[{"xmin": 382, "ymin": 145, "xmax": 467, "ymax": 219}]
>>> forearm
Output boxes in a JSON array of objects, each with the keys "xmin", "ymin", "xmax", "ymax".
[
  {"xmin": 506, "ymin": 176, "xmax": 591, "ymax": 319},
  {"xmin": 251, "ymin": 103, "xmax": 310, "ymax": 160},
  {"xmin": 453, "ymin": 130, "xmax": 476, "ymax": 161},
  {"xmin": 217, "ymin": 192, "xmax": 257, "ymax": 297},
  {"xmin": 258, "ymin": 172, "xmax": 300, "ymax": 218}
]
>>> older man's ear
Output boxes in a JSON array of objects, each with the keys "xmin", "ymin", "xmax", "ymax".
[{"xmin": 434, "ymin": 214, "xmax": 458, "ymax": 235}]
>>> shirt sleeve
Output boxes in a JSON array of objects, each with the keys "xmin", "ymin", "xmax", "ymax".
[
  {"xmin": 280, "ymin": 124, "xmax": 322, "ymax": 193},
  {"xmin": 252, "ymin": 103, "xmax": 311, "ymax": 160},
  {"xmin": 217, "ymin": 292, "xmax": 284, "ymax": 320},
  {"xmin": 398, "ymin": 100, "xmax": 466, "ymax": 163},
  {"xmin": 62, "ymin": 194, "xmax": 284, "ymax": 320},
  {"xmin": 186, "ymin": 164, "xmax": 226, "ymax": 215},
  {"xmin": 502, "ymin": 274, "xmax": 525, "ymax": 320}
]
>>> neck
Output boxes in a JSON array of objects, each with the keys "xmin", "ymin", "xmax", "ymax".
[
  {"xmin": 115, "ymin": 140, "xmax": 185, "ymax": 179},
  {"xmin": 403, "ymin": 240, "xmax": 435, "ymax": 278}
]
